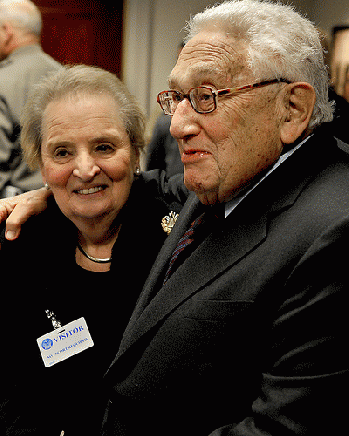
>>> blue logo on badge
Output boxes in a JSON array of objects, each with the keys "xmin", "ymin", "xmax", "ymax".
[{"xmin": 41, "ymin": 339, "xmax": 54, "ymax": 350}]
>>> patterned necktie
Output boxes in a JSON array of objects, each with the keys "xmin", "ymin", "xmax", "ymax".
[{"xmin": 163, "ymin": 213, "xmax": 205, "ymax": 284}]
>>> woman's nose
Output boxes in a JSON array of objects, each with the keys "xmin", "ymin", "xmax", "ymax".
[
  {"xmin": 169, "ymin": 99, "xmax": 201, "ymax": 141},
  {"xmin": 73, "ymin": 152, "xmax": 101, "ymax": 181}
]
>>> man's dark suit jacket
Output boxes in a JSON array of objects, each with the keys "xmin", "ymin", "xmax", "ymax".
[{"xmin": 103, "ymin": 128, "xmax": 349, "ymax": 435}]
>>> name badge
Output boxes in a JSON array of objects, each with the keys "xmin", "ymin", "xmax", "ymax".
[{"xmin": 36, "ymin": 317, "xmax": 94, "ymax": 367}]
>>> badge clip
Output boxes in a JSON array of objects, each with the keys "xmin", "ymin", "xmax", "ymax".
[{"xmin": 45, "ymin": 310, "xmax": 62, "ymax": 330}]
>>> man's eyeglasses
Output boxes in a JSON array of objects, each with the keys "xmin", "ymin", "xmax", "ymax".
[{"xmin": 157, "ymin": 78, "xmax": 291, "ymax": 115}]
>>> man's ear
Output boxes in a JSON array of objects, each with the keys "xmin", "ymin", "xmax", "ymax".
[{"xmin": 279, "ymin": 82, "xmax": 316, "ymax": 144}]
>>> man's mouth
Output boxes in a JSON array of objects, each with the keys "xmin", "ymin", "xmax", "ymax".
[{"xmin": 181, "ymin": 149, "xmax": 211, "ymax": 163}]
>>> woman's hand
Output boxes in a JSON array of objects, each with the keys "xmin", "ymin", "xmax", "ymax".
[{"xmin": 0, "ymin": 187, "xmax": 51, "ymax": 242}]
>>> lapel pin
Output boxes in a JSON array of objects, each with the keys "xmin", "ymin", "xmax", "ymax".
[{"xmin": 161, "ymin": 211, "xmax": 179, "ymax": 235}]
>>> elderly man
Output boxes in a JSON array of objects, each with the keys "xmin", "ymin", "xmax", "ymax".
[
  {"xmin": 0, "ymin": 0, "xmax": 60, "ymax": 197},
  {"xmin": 1, "ymin": 0, "xmax": 349, "ymax": 435}
]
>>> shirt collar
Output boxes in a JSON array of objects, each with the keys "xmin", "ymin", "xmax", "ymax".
[{"xmin": 224, "ymin": 135, "xmax": 313, "ymax": 218}]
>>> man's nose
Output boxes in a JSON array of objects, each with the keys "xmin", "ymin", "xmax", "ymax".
[
  {"xmin": 170, "ymin": 99, "xmax": 201, "ymax": 141},
  {"xmin": 73, "ymin": 152, "xmax": 101, "ymax": 181}
]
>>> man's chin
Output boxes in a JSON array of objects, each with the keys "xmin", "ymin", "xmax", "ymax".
[
  {"xmin": 186, "ymin": 183, "xmax": 220, "ymax": 205},
  {"xmin": 183, "ymin": 173, "xmax": 222, "ymax": 205}
]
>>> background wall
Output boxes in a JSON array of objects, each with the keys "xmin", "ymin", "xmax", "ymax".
[
  {"xmin": 36, "ymin": 0, "xmax": 123, "ymax": 76},
  {"xmin": 122, "ymin": 0, "xmax": 349, "ymax": 127},
  {"xmin": 122, "ymin": 0, "xmax": 213, "ymax": 126}
]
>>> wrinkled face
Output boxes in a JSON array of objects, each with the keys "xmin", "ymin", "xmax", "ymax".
[
  {"xmin": 40, "ymin": 93, "xmax": 139, "ymax": 225},
  {"xmin": 169, "ymin": 31, "xmax": 286, "ymax": 204}
]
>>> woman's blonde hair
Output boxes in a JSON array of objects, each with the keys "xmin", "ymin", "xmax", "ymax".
[{"xmin": 21, "ymin": 64, "xmax": 145, "ymax": 169}]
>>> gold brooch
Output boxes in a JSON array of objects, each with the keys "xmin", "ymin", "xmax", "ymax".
[{"xmin": 161, "ymin": 211, "xmax": 179, "ymax": 235}]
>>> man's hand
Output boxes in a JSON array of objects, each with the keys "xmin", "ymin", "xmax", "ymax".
[{"xmin": 0, "ymin": 187, "xmax": 51, "ymax": 243}]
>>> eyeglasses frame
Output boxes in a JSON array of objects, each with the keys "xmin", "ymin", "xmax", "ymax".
[{"xmin": 157, "ymin": 78, "xmax": 291, "ymax": 115}]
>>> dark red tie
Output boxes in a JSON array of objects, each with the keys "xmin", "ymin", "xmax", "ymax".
[
  {"xmin": 163, "ymin": 214, "xmax": 205, "ymax": 284},
  {"xmin": 163, "ymin": 206, "xmax": 223, "ymax": 284}
]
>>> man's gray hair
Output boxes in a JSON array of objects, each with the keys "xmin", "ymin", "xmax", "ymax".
[
  {"xmin": 0, "ymin": 0, "xmax": 42, "ymax": 37},
  {"xmin": 21, "ymin": 65, "xmax": 145, "ymax": 169},
  {"xmin": 185, "ymin": 0, "xmax": 334, "ymax": 129}
]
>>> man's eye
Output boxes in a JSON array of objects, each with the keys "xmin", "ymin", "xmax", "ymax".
[
  {"xmin": 196, "ymin": 89, "xmax": 214, "ymax": 102},
  {"xmin": 173, "ymin": 93, "xmax": 183, "ymax": 103},
  {"xmin": 200, "ymin": 93, "xmax": 213, "ymax": 101}
]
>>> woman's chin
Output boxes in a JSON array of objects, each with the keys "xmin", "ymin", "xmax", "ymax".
[{"xmin": 69, "ymin": 201, "xmax": 113, "ymax": 221}]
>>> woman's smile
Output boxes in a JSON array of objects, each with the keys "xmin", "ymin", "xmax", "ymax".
[{"xmin": 73, "ymin": 185, "xmax": 108, "ymax": 196}]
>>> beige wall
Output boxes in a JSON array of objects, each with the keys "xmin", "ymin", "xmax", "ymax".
[
  {"xmin": 122, "ymin": 0, "xmax": 214, "ymax": 123},
  {"xmin": 122, "ymin": 0, "xmax": 349, "ymax": 125}
]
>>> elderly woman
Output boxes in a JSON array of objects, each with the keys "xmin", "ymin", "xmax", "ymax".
[{"xmin": 0, "ymin": 65, "xmax": 187, "ymax": 435}]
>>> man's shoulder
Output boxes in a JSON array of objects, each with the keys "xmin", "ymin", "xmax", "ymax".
[
  {"xmin": 263, "ymin": 133, "xmax": 349, "ymax": 240},
  {"xmin": 234, "ymin": 131, "xmax": 349, "ymax": 233},
  {"xmin": 288, "ymin": 130, "xmax": 349, "ymax": 181},
  {"xmin": 310, "ymin": 133, "xmax": 349, "ymax": 187},
  {"xmin": 0, "ymin": 48, "xmax": 61, "ymax": 114},
  {"xmin": 0, "ymin": 47, "xmax": 60, "ymax": 80}
]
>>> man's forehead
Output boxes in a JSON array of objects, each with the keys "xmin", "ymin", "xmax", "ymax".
[
  {"xmin": 168, "ymin": 32, "xmax": 248, "ymax": 89},
  {"xmin": 169, "ymin": 63, "xmax": 224, "ymax": 88}
]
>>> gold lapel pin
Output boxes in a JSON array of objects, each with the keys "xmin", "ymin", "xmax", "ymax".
[{"xmin": 161, "ymin": 211, "xmax": 179, "ymax": 235}]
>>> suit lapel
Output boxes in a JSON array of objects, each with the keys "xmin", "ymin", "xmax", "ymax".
[{"xmin": 117, "ymin": 194, "xmax": 202, "ymax": 351}]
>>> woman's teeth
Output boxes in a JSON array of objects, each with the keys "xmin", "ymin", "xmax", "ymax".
[{"xmin": 77, "ymin": 186, "xmax": 104, "ymax": 195}]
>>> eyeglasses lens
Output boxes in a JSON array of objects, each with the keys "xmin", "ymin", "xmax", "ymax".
[
  {"xmin": 191, "ymin": 88, "xmax": 215, "ymax": 113},
  {"xmin": 158, "ymin": 87, "xmax": 216, "ymax": 114},
  {"xmin": 158, "ymin": 91, "xmax": 175, "ymax": 115}
]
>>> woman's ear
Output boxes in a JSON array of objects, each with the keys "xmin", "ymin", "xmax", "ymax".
[
  {"xmin": 133, "ymin": 148, "xmax": 141, "ymax": 176},
  {"xmin": 279, "ymin": 82, "xmax": 316, "ymax": 144},
  {"xmin": 40, "ymin": 166, "xmax": 47, "ymax": 186}
]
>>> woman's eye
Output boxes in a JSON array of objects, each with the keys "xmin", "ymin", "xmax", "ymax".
[
  {"xmin": 53, "ymin": 147, "xmax": 70, "ymax": 159},
  {"xmin": 96, "ymin": 143, "xmax": 115, "ymax": 153}
]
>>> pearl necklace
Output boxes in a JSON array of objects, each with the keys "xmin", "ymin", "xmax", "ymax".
[{"xmin": 77, "ymin": 242, "xmax": 112, "ymax": 264}]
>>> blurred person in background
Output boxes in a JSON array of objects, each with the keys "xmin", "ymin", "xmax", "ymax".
[
  {"xmin": 145, "ymin": 112, "xmax": 183, "ymax": 177},
  {"xmin": 145, "ymin": 41, "xmax": 185, "ymax": 177},
  {"xmin": 320, "ymin": 26, "xmax": 349, "ymax": 144},
  {"xmin": 0, "ymin": 0, "xmax": 61, "ymax": 198}
]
